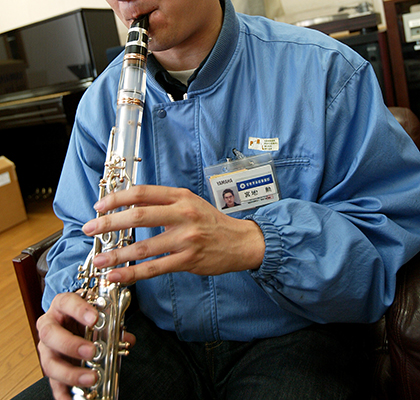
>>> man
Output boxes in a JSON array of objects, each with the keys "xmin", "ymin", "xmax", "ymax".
[
  {"xmin": 222, "ymin": 188, "xmax": 239, "ymax": 209},
  {"xmin": 15, "ymin": 0, "xmax": 420, "ymax": 399}
]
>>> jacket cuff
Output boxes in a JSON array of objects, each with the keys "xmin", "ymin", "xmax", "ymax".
[{"xmin": 244, "ymin": 214, "xmax": 283, "ymax": 282}]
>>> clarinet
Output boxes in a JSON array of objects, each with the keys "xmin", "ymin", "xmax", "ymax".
[{"xmin": 72, "ymin": 15, "xmax": 149, "ymax": 400}]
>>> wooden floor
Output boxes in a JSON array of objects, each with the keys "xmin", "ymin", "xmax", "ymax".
[{"xmin": 0, "ymin": 197, "xmax": 63, "ymax": 400}]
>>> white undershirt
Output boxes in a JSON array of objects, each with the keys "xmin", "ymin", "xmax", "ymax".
[{"xmin": 167, "ymin": 69, "xmax": 196, "ymax": 86}]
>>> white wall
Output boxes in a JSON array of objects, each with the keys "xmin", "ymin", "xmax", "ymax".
[
  {"xmin": 1, "ymin": 0, "xmax": 386, "ymax": 38},
  {"xmin": 0, "ymin": 0, "xmax": 128, "ymax": 44},
  {"xmin": 279, "ymin": 0, "xmax": 385, "ymax": 27},
  {"xmin": 232, "ymin": 0, "xmax": 386, "ymax": 28}
]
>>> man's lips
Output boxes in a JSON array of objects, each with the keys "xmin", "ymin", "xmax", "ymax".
[{"xmin": 125, "ymin": 8, "xmax": 156, "ymax": 26}]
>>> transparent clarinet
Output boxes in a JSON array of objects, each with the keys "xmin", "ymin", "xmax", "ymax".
[{"xmin": 72, "ymin": 15, "xmax": 149, "ymax": 400}]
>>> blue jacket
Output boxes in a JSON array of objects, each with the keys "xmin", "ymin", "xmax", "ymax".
[{"xmin": 44, "ymin": 0, "xmax": 420, "ymax": 341}]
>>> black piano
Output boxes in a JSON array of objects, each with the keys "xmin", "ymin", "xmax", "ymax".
[{"xmin": 0, "ymin": 9, "xmax": 121, "ymax": 198}]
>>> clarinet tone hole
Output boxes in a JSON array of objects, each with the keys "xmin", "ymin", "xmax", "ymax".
[
  {"xmin": 93, "ymin": 340, "xmax": 106, "ymax": 362},
  {"xmin": 90, "ymin": 367, "xmax": 103, "ymax": 390},
  {"xmin": 94, "ymin": 311, "xmax": 107, "ymax": 330}
]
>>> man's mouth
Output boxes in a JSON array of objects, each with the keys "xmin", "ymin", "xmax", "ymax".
[{"xmin": 126, "ymin": 8, "xmax": 155, "ymax": 26}]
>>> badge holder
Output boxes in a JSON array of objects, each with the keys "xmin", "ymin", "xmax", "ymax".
[{"xmin": 204, "ymin": 150, "xmax": 281, "ymax": 214}]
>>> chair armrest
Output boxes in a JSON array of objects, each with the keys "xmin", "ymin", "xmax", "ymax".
[
  {"xmin": 388, "ymin": 107, "xmax": 420, "ymax": 150},
  {"xmin": 13, "ymin": 252, "xmax": 45, "ymax": 346},
  {"xmin": 12, "ymin": 230, "xmax": 62, "ymax": 347},
  {"xmin": 21, "ymin": 229, "xmax": 63, "ymax": 261}
]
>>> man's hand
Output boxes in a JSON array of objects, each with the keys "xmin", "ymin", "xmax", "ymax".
[
  {"xmin": 37, "ymin": 292, "xmax": 135, "ymax": 399},
  {"xmin": 82, "ymin": 185, "xmax": 265, "ymax": 284}
]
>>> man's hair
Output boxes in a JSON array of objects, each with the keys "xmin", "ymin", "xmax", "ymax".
[{"xmin": 223, "ymin": 188, "xmax": 234, "ymax": 197}]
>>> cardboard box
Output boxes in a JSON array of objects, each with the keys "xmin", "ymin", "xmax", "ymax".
[{"xmin": 0, "ymin": 156, "xmax": 27, "ymax": 233}]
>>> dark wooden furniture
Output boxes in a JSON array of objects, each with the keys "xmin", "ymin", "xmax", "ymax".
[{"xmin": 383, "ymin": 0, "xmax": 419, "ymax": 109}]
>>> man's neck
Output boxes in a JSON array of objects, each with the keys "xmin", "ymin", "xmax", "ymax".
[{"xmin": 153, "ymin": 3, "xmax": 223, "ymax": 71}]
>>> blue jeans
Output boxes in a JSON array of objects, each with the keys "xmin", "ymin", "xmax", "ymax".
[{"xmin": 14, "ymin": 311, "xmax": 369, "ymax": 399}]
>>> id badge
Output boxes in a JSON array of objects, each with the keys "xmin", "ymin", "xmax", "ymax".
[{"xmin": 205, "ymin": 152, "xmax": 281, "ymax": 214}]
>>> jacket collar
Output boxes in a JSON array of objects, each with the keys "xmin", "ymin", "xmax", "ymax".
[{"xmin": 147, "ymin": 0, "xmax": 239, "ymax": 95}]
